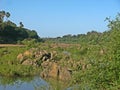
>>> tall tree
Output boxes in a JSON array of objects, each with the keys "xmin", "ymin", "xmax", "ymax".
[
  {"xmin": 106, "ymin": 13, "xmax": 120, "ymax": 85},
  {"xmin": 19, "ymin": 22, "xmax": 24, "ymax": 28},
  {"xmin": 6, "ymin": 12, "xmax": 10, "ymax": 21},
  {"xmin": 0, "ymin": 10, "xmax": 5, "ymax": 23}
]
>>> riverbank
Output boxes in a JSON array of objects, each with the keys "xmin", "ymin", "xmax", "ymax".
[{"xmin": 0, "ymin": 41, "xmax": 119, "ymax": 89}]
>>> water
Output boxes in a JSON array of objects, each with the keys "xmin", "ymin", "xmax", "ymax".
[
  {"xmin": 0, "ymin": 76, "xmax": 51, "ymax": 90},
  {"xmin": 0, "ymin": 76, "xmax": 72, "ymax": 90}
]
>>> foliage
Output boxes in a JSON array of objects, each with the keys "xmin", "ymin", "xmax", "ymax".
[
  {"xmin": 0, "ymin": 46, "xmax": 41, "ymax": 77},
  {"xmin": 0, "ymin": 10, "xmax": 120, "ymax": 90},
  {"xmin": 71, "ymin": 13, "xmax": 120, "ymax": 90},
  {"xmin": 0, "ymin": 10, "xmax": 40, "ymax": 44},
  {"xmin": 42, "ymin": 13, "xmax": 120, "ymax": 89}
]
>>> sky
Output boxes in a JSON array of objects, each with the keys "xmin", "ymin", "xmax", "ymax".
[{"xmin": 0, "ymin": 0, "xmax": 120, "ymax": 37}]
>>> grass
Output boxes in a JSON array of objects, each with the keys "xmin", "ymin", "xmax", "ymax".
[
  {"xmin": 0, "ymin": 42, "xmax": 119, "ymax": 89},
  {"xmin": 0, "ymin": 46, "xmax": 41, "ymax": 77}
]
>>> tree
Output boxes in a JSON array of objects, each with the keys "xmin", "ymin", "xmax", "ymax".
[
  {"xmin": 0, "ymin": 10, "xmax": 5, "ymax": 23},
  {"xmin": 0, "ymin": 10, "xmax": 40, "ymax": 43},
  {"xmin": 105, "ymin": 13, "xmax": 120, "ymax": 86},
  {"xmin": 27, "ymin": 30, "xmax": 39, "ymax": 39},
  {"xmin": 6, "ymin": 12, "xmax": 10, "ymax": 21},
  {"xmin": 0, "ymin": 11, "xmax": 11, "ymax": 23},
  {"xmin": 19, "ymin": 22, "xmax": 24, "ymax": 28}
]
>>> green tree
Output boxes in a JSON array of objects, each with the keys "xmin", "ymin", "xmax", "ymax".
[
  {"xmin": 19, "ymin": 22, "xmax": 24, "ymax": 28},
  {"xmin": 105, "ymin": 13, "xmax": 120, "ymax": 87},
  {"xmin": 6, "ymin": 12, "xmax": 10, "ymax": 21},
  {"xmin": 27, "ymin": 30, "xmax": 39, "ymax": 39},
  {"xmin": 0, "ymin": 10, "xmax": 40, "ymax": 44},
  {"xmin": 0, "ymin": 10, "xmax": 6, "ymax": 23}
]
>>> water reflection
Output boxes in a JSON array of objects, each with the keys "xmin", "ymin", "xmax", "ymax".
[
  {"xmin": 0, "ymin": 76, "xmax": 50, "ymax": 90},
  {"xmin": 0, "ymin": 76, "xmax": 73, "ymax": 90},
  {"xmin": 0, "ymin": 76, "xmax": 92, "ymax": 90}
]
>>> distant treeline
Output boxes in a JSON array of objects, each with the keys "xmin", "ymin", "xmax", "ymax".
[
  {"xmin": 44, "ymin": 31, "xmax": 103, "ymax": 44},
  {"xmin": 44, "ymin": 13, "xmax": 120, "ymax": 46},
  {"xmin": 0, "ymin": 10, "xmax": 40, "ymax": 44}
]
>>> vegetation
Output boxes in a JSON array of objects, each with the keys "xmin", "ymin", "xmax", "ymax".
[
  {"xmin": 0, "ymin": 10, "xmax": 120, "ymax": 89},
  {"xmin": 0, "ymin": 10, "xmax": 40, "ymax": 44},
  {"xmin": 43, "ymin": 13, "xmax": 120, "ymax": 89},
  {"xmin": 0, "ymin": 46, "xmax": 41, "ymax": 77}
]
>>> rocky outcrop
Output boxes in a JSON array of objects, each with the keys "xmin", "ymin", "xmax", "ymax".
[
  {"xmin": 17, "ymin": 48, "xmax": 92, "ymax": 81},
  {"xmin": 17, "ymin": 48, "xmax": 72, "ymax": 81},
  {"xmin": 17, "ymin": 49, "xmax": 54, "ymax": 66}
]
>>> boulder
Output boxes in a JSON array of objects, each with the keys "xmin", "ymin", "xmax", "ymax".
[
  {"xmin": 50, "ymin": 51, "xmax": 57, "ymax": 60},
  {"xmin": 22, "ymin": 59, "xmax": 33, "ymax": 65},
  {"xmin": 40, "ymin": 62, "xmax": 71, "ymax": 81},
  {"xmin": 48, "ymin": 62, "xmax": 59, "ymax": 79},
  {"xmin": 41, "ymin": 60, "xmax": 50, "ymax": 68},
  {"xmin": 17, "ymin": 53, "xmax": 23, "ymax": 60},
  {"xmin": 59, "ymin": 67, "xmax": 71, "ymax": 81},
  {"xmin": 24, "ymin": 50, "xmax": 32, "ymax": 57},
  {"xmin": 17, "ymin": 53, "xmax": 24, "ymax": 63},
  {"xmin": 40, "ymin": 69, "xmax": 49, "ymax": 78},
  {"xmin": 41, "ymin": 53, "xmax": 51, "ymax": 61}
]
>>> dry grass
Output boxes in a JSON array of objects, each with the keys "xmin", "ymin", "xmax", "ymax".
[
  {"xmin": 0, "ymin": 44, "xmax": 25, "ymax": 47},
  {"xmin": 51, "ymin": 43, "xmax": 81, "ymax": 48}
]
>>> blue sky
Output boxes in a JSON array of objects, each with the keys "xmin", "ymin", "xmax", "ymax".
[{"xmin": 0, "ymin": 0, "xmax": 120, "ymax": 37}]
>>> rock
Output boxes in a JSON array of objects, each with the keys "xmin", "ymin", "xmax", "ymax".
[
  {"xmin": 41, "ymin": 60, "xmax": 50, "ymax": 68},
  {"xmin": 48, "ymin": 62, "xmax": 59, "ymax": 79},
  {"xmin": 24, "ymin": 50, "xmax": 32, "ymax": 57},
  {"xmin": 50, "ymin": 51, "xmax": 57, "ymax": 60},
  {"xmin": 40, "ymin": 69, "xmax": 48, "ymax": 78},
  {"xmin": 22, "ymin": 59, "xmax": 33, "ymax": 65},
  {"xmin": 17, "ymin": 48, "xmax": 72, "ymax": 81},
  {"xmin": 17, "ymin": 53, "xmax": 23, "ymax": 59},
  {"xmin": 41, "ymin": 53, "xmax": 51, "ymax": 61},
  {"xmin": 34, "ymin": 51, "xmax": 42, "ymax": 58},
  {"xmin": 40, "ymin": 62, "xmax": 71, "ymax": 81},
  {"xmin": 17, "ymin": 53, "xmax": 24, "ymax": 63},
  {"xmin": 59, "ymin": 67, "xmax": 71, "ymax": 81}
]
